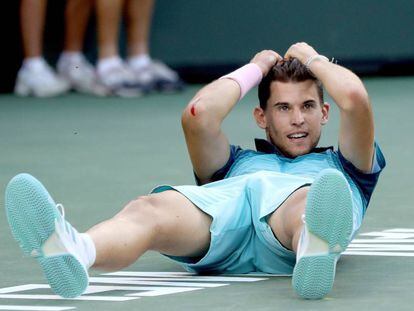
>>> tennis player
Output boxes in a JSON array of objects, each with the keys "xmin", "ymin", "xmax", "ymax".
[{"xmin": 5, "ymin": 42, "xmax": 385, "ymax": 299}]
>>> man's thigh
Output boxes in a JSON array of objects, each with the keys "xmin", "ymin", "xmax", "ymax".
[
  {"xmin": 145, "ymin": 190, "xmax": 212, "ymax": 258},
  {"xmin": 266, "ymin": 186, "xmax": 309, "ymax": 251}
]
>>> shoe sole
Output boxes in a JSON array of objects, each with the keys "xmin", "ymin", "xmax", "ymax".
[
  {"xmin": 292, "ymin": 169, "xmax": 353, "ymax": 299},
  {"xmin": 5, "ymin": 174, "xmax": 88, "ymax": 298}
]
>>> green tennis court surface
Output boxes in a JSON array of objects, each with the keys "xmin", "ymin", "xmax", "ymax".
[{"xmin": 0, "ymin": 77, "xmax": 413, "ymax": 310}]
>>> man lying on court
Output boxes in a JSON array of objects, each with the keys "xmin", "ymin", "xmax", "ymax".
[{"xmin": 5, "ymin": 42, "xmax": 385, "ymax": 299}]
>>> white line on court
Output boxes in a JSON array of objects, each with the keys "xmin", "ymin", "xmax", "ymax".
[
  {"xmin": 0, "ymin": 273, "xmax": 269, "ymax": 310},
  {"xmin": 103, "ymin": 272, "xmax": 267, "ymax": 282},
  {"xmin": 0, "ymin": 285, "xmax": 49, "ymax": 294},
  {"xmin": 89, "ymin": 277, "xmax": 227, "ymax": 288},
  {"xmin": 0, "ymin": 307, "xmax": 75, "ymax": 311},
  {"xmin": 351, "ymin": 239, "xmax": 414, "ymax": 243},
  {"xmin": 84, "ymin": 285, "xmax": 202, "ymax": 296},
  {"xmin": 383, "ymin": 229, "xmax": 414, "ymax": 233},
  {"xmin": 343, "ymin": 251, "xmax": 414, "ymax": 257},
  {"xmin": 0, "ymin": 294, "xmax": 137, "ymax": 301},
  {"xmin": 359, "ymin": 232, "xmax": 414, "ymax": 239},
  {"xmin": 348, "ymin": 244, "xmax": 414, "ymax": 250}
]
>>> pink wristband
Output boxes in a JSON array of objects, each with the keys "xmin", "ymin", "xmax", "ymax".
[{"xmin": 219, "ymin": 63, "xmax": 263, "ymax": 99}]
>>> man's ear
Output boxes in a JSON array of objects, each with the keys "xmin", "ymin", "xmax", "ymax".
[
  {"xmin": 254, "ymin": 106, "xmax": 267, "ymax": 129},
  {"xmin": 321, "ymin": 102, "xmax": 330, "ymax": 125}
]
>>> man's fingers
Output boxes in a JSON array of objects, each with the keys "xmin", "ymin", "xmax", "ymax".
[
  {"xmin": 284, "ymin": 43, "xmax": 302, "ymax": 59},
  {"xmin": 253, "ymin": 50, "xmax": 281, "ymax": 64},
  {"xmin": 284, "ymin": 42, "xmax": 318, "ymax": 64},
  {"xmin": 284, "ymin": 49, "xmax": 292, "ymax": 59},
  {"xmin": 269, "ymin": 51, "xmax": 282, "ymax": 64},
  {"xmin": 250, "ymin": 50, "xmax": 282, "ymax": 76}
]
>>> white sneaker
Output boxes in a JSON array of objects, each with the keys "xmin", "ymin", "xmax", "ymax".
[
  {"xmin": 292, "ymin": 169, "xmax": 353, "ymax": 299},
  {"xmin": 147, "ymin": 60, "xmax": 185, "ymax": 92},
  {"xmin": 97, "ymin": 61, "xmax": 145, "ymax": 97},
  {"xmin": 129, "ymin": 66, "xmax": 155, "ymax": 93},
  {"xmin": 57, "ymin": 54, "xmax": 108, "ymax": 96},
  {"xmin": 15, "ymin": 59, "xmax": 70, "ymax": 97},
  {"xmin": 5, "ymin": 173, "xmax": 95, "ymax": 298},
  {"xmin": 129, "ymin": 59, "xmax": 184, "ymax": 93}
]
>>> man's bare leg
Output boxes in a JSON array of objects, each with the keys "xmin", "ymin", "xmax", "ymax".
[
  {"xmin": 88, "ymin": 190, "xmax": 212, "ymax": 271},
  {"xmin": 267, "ymin": 186, "xmax": 308, "ymax": 253},
  {"xmin": 5, "ymin": 174, "xmax": 212, "ymax": 297}
]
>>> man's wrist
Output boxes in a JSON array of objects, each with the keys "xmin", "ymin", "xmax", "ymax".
[
  {"xmin": 304, "ymin": 54, "xmax": 329, "ymax": 70},
  {"xmin": 219, "ymin": 63, "xmax": 263, "ymax": 100}
]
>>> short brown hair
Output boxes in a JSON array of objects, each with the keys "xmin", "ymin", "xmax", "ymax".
[{"xmin": 258, "ymin": 58, "xmax": 324, "ymax": 110}]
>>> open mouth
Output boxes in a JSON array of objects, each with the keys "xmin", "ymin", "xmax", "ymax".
[{"xmin": 287, "ymin": 132, "xmax": 308, "ymax": 140}]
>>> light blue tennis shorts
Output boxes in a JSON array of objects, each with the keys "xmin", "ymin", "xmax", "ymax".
[{"xmin": 151, "ymin": 171, "xmax": 315, "ymax": 275}]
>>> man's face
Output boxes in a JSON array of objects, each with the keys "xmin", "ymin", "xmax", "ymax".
[{"xmin": 254, "ymin": 80, "xmax": 329, "ymax": 158}]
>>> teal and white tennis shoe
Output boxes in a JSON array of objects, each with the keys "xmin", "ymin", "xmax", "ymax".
[
  {"xmin": 5, "ymin": 173, "xmax": 90, "ymax": 298},
  {"xmin": 292, "ymin": 169, "xmax": 353, "ymax": 299}
]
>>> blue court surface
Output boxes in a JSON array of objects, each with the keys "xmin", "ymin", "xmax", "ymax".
[{"xmin": 0, "ymin": 77, "xmax": 413, "ymax": 310}]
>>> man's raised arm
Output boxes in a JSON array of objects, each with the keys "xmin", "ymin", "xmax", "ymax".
[
  {"xmin": 285, "ymin": 42, "xmax": 375, "ymax": 172},
  {"xmin": 182, "ymin": 50, "xmax": 281, "ymax": 184}
]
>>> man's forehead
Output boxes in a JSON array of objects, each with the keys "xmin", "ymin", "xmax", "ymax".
[{"xmin": 269, "ymin": 80, "xmax": 319, "ymax": 101}]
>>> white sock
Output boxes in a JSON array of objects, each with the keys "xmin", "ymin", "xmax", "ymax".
[
  {"xmin": 42, "ymin": 222, "xmax": 97, "ymax": 270},
  {"xmin": 80, "ymin": 233, "xmax": 97, "ymax": 269},
  {"xmin": 296, "ymin": 222, "xmax": 329, "ymax": 263},
  {"xmin": 128, "ymin": 54, "xmax": 151, "ymax": 71},
  {"xmin": 23, "ymin": 57, "xmax": 47, "ymax": 71},
  {"xmin": 60, "ymin": 51, "xmax": 83, "ymax": 63},
  {"xmin": 97, "ymin": 56, "xmax": 123, "ymax": 76}
]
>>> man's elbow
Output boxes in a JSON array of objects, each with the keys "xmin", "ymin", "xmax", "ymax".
[
  {"xmin": 181, "ymin": 96, "xmax": 216, "ymax": 133},
  {"xmin": 342, "ymin": 84, "xmax": 371, "ymax": 111}
]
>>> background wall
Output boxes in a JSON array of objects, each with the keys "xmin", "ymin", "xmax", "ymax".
[
  {"xmin": 152, "ymin": 1, "xmax": 413, "ymax": 64},
  {"xmin": 1, "ymin": 0, "xmax": 414, "ymax": 92},
  {"xmin": 150, "ymin": 0, "xmax": 414, "ymax": 79}
]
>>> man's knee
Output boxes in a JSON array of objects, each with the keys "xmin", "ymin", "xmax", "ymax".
[{"xmin": 116, "ymin": 195, "xmax": 164, "ymax": 228}]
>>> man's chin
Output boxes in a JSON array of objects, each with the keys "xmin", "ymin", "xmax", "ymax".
[
  {"xmin": 270, "ymin": 136, "xmax": 317, "ymax": 158},
  {"xmin": 281, "ymin": 146, "xmax": 313, "ymax": 158}
]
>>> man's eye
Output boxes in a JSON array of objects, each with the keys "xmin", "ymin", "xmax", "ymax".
[
  {"xmin": 304, "ymin": 103, "xmax": 314, "ymax": 109},
  {"xmin": 278, "ymin": 105, "xmax": 289, "ymax": 111}
]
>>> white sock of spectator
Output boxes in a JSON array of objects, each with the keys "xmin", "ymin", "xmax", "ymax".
[
  {"xmin": 22, "ymin": 57, "xmax": 46, "ymax": 71},
  {"xmin": 59, "ymin": 51, "xmax": 83, "ymax": 63},
  {"xmin": 97, "ymin": 56, "xmax": 123, "ymax": 76},
  {"xmin": 128, "ymin": 54, "xmax": 151, "ymax": 71}
]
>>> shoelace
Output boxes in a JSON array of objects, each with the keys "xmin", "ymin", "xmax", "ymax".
[
  {"xmin": 55, "ymin": 204, "xmax": 82, "ymax": 246},
  {"xmin": 53, "ymin": 204, "xmax": 89, "ymax": 267},
  {"xmin": 56, "ymin": 203, "xmax": 65, "ymax": 218}
]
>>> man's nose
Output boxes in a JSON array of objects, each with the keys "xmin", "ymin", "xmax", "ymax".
[{"xmin": 291, "ymin": 109, "xmax": 305, "ymax": 126}]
